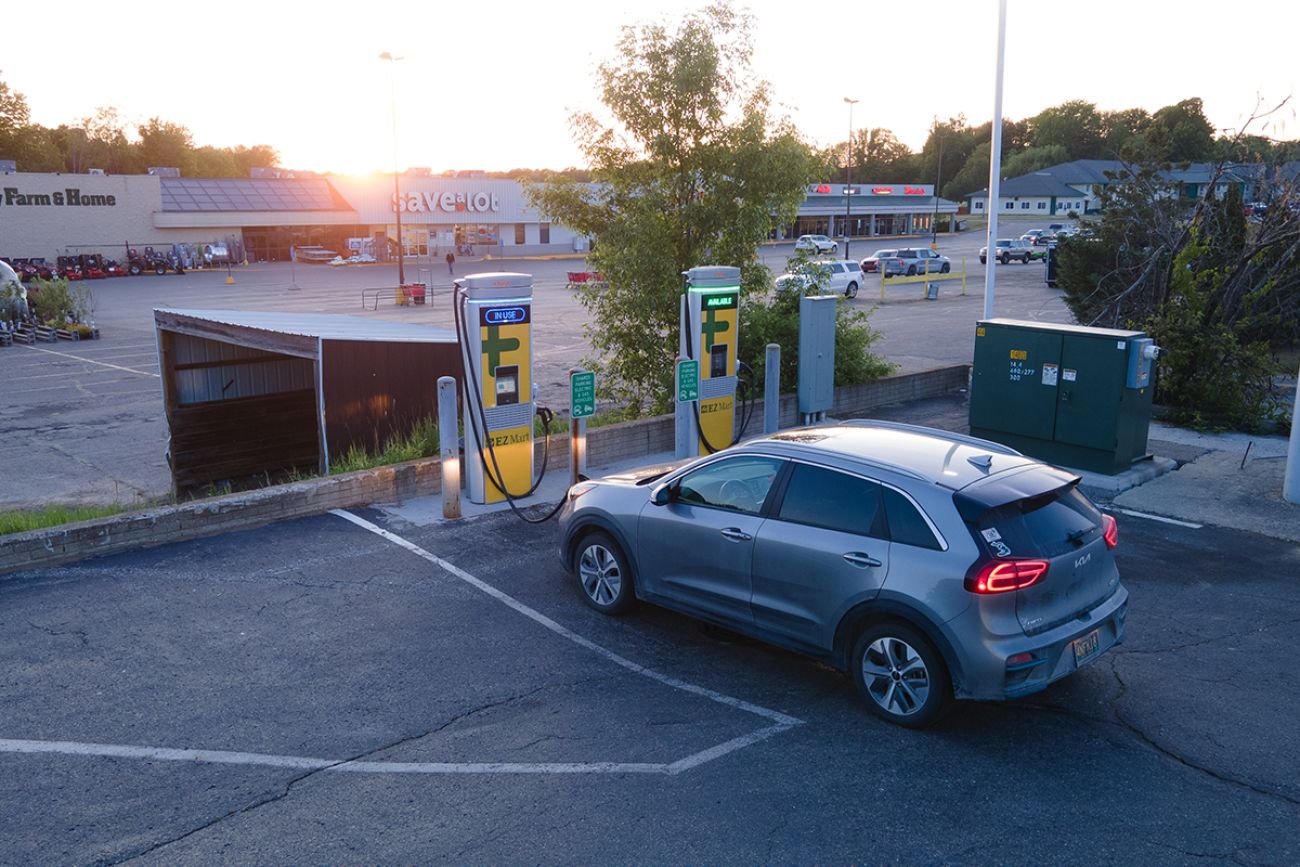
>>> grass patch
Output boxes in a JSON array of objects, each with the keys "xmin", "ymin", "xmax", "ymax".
[
  {"xmin": 0, "ymin": 504, "xmax": 129, "ymax": 535},
  {"xmin": 331, "ymin": 417, "xmax": 439, "ymax": 474}
]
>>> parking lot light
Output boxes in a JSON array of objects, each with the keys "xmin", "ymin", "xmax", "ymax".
[
  {"xmin": 843, "ymin": 97, "xmax": 859, "ymax": 261},
  {"xmin": 380, "ymin": 51, "xmax": 406, "ymax": 287}
]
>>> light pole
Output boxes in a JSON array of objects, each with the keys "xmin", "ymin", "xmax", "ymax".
[
  {"xmin": 380, "ymin": 51, "xmax": 405, "ymax": 287},
  {"xmin": 931, "ymin": 117, "xmax": 943, "ymax": 249},
  {"xmin": 843, "ymin": 97, "xmax": 859, "ymax": 260}
]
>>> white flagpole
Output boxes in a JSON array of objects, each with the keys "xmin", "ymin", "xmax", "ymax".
[{"xmin": 983, "ymin": 0, "xmax": 1008, "ymax": 320}]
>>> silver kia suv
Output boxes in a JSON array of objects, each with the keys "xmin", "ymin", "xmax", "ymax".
[{"xmin": 557, "ymin": 421, "xmax": 1128, "ymax": 727}]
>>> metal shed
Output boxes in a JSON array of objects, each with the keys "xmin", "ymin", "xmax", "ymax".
[{"xmin": 153, "ymin": 309, "xmax": 459, "ymax": 493}]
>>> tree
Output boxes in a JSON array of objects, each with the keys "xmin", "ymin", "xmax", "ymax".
[
  {"xmin": 137, "ymin": 117, "xmax": 195, "ymax": 174},
  {"xmin": 1100, "ymin": 107, "xmax": 1151, "ymax": 158},
  {"xmin": 1056, "ymin": 150, "xmax": 1299, "ymax": 430},
  {"xmin": 1147, "ymin": 98, "xmax": 1216, "ymax": 162},
  {"xmin": 941, "ymin": 141, "xmax": 991, "ymax": 201},
  {"xmin": 1001, "ymin": 144, "xmax": 1070, "ymax": 179},
  {"xmin": 528, "ymin": 3, "xmax": 817, "ymax": 415},
  {"xmin": 1030, "ymin": 100, "xmax": 1103, "ymax": 158}
]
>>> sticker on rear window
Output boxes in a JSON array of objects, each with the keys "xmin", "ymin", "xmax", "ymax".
[
  {"xmin": 981, "ymin": 528, "xmax": 1003, "ymax": 542},
  {"xmin": 990, "ymin": 540, "xmax": 1012, "ymax": 557}
]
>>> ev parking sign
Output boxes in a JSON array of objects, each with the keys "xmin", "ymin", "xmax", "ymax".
[
  {"xmin": 570, "ymin": 370, "xmax": 595, "ymax": 418},
  {"xmin": 677, "ymin": 359, "xmax": 699, "ymax": 403}
]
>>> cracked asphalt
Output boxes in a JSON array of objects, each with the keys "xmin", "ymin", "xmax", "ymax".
[{"xmin": 1, "ymin": 506, "xmax": 1298, "ymax": 864}]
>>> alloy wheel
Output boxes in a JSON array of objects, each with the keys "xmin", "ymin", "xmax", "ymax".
[
  {"xmin": 579, "ymin": 544, "xmax": 622, "ymax": 606},
  {"xmin": 860, "ymin": 636, "xmax": 931, "ymax": 717}
]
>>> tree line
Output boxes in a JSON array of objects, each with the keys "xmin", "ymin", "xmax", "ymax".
[
  {"xmin": 816, "ymin": 98, "xmax": 1300, "ymax": 201},
  {"xmin": 0, "ymin": 77, "xmax": 278, "ymax": 178}
]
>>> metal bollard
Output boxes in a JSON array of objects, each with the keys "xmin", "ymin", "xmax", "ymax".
[
  {"xmin": 764, "ymin": 343, "xmax": 780, "ymax": 434},
  {"xmin": 437, "ymin": 376, "xmax": 461, "ymax": 519},
  {"xmin": 1285, "ymin": 360, "xmax": 1300, "ymax": 505}
]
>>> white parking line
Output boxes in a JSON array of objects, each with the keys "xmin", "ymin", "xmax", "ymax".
[
  {"xmin": 1114, "ymin": 508, "xmax": 1203, "ymax": 529},
  {"xmin": 0, "ymin": 511, "xmax": 802, "ymax": 776},
  {"xmin": 19, "ymin": 345, "xmax": 160, "ymax": 377},
  {"xmin": 330, "ymin": 509, "xmax": 802, "ymax": 728}
]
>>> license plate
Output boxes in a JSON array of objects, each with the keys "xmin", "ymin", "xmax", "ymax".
[{"xmin": 1072, "ymin": 629, "xmax": 1100, "ymax": 665}]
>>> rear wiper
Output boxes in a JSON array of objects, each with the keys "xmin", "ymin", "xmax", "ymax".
[{"xmin": 1066, "ymin": 527, "xmax": 1092, "ymax": 546}]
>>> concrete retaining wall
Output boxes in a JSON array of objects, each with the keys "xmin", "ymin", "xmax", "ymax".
[{"xmin": 1, "ymin": 363, "xmax": 968, "ymax": 576}]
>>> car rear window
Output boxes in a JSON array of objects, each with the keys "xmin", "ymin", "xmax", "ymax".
[
  {"xmin": 971, "ymin": 486, "xmax": 1101, "ymax": 559},
  {"xmin": 776, "ymin": 463, "xmax": 886, "ymax": 538}
]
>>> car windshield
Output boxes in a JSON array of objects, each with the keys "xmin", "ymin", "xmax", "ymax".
[{"xmin": 872, "ymin": 250, "xmax": 896, "ymax": 258}]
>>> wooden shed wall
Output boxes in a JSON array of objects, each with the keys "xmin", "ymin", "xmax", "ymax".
[{"xmin": 320, "ymin": 339, "xmax": 461, "ymax": 464}]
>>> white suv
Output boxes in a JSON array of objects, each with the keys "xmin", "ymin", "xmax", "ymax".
[
  {"xmin": 795, "ymin": 234, "xmax": 838, "ymax": 255},
  {"xmin": 776, "ymin": 259, "xmax": 862, "ymax": 298}
]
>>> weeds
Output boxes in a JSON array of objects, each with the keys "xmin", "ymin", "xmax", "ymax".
[
  {"xmin": 331, "ymin": 417, "xmax": 439, "ymax": 474},
  {"xmin": 0, "ymin": 504, "xmax": 128, "ymax": 535}
]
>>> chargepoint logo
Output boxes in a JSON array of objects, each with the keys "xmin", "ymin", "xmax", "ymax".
[
  {"xmin": 391, "ymin": 190, "xmax": 501, "ymax": 214},
  {"xmin": 2, "ymin": 187, "xmax": 117, "ymax": 208}
]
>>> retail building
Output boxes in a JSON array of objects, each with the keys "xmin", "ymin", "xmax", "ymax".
[{"xmin": 0, "ymin": 170, "xmax": 959, "ymax": 263}]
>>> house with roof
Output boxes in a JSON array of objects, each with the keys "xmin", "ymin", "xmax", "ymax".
[{"xmin": 964, "ymin": 158, "xmax": 1285, "ymax": 216}]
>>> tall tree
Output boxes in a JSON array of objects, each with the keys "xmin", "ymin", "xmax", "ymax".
[
  {"xmin": 137, "ymin": 117, "xmax": 195, "ymax": 174},
  {"xmin": 1147, "ymin": 98, "xmax": 1216, "ymax": 162},
  {"xmin": 528, "ymin": 3, "xmax": 815, "ymax": 414},
  {"xmin": 1030, "ymin": 100, "xmax": 1103, "ymax": 158}
]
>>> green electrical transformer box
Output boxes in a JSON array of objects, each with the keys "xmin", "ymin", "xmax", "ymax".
[{"xmin": 969, "ymin": 318, "xmax": 1159, "ymax": 475}]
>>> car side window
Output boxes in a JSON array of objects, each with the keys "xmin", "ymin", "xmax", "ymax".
[
  {"xmin": 883, "ymin": 488, "xmax": 943, "ymax": 550},
  {"xmin": 776, "ymin": 463, "xmax": 887, "ymax": 538},
  {"xmin": 676, "ymin": 456, "xmax": 784, "ymax": 516}
]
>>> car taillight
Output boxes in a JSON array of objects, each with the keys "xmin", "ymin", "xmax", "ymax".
[
  {"xmin": 967, "ymin": 559, "xmax": 1049, "ymax": 594},
  {"xmin": 1102, "ymin": 514, "xmax": 1118, "ymax": 549}
]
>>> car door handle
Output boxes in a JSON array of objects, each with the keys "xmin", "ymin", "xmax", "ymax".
[
  {"xmin": 843, "ymin": 552, "xmax": 883, "ymax": 568},
  {"xmin": 721, "ymin": 527, "xmax": 752, "ymax": 542}
]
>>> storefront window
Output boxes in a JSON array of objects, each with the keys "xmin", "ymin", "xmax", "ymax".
[{"xmin": 539, "ymin": 223, "xmax": 550, "ymax": 244}]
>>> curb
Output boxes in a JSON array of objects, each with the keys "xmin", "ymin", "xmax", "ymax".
[{"xmin": 0, "ymin": 364, "xmax": 971, "ymax": 577}]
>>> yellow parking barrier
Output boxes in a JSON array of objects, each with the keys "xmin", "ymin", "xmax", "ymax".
[{"xmin": 880, "ymin": 257, "xmax": 967, "ymax": 301}]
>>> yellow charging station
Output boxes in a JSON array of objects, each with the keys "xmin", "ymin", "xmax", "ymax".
[
  {"xmin": 682, "ymin": 266, "xmax": 740, "ymax": 455},
  {"xmin": 456, "ymin": 272, "xmax": 534, "ymax": 504}
]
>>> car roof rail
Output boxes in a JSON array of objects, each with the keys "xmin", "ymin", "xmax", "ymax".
[
  {"xmin": 840, "ymin": 419, "xmax": 1024, "ymax": 456},
  {"xmin": 752, "ymin": 440, "xmax": 932, "ymax": 483}
]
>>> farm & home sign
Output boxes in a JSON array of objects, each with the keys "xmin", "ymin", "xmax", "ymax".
[{"xmin": 2, "ymin": 187, "xmax": 117, "ymax": 207}]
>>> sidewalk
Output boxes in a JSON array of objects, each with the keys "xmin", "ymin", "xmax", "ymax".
[{"xmin": 382, "ymin": 393, "xmax": 1299, "ymax": 544}]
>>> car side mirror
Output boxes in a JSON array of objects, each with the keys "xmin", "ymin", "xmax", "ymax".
[{"xmin": 651, "ymin": 484, "xmax": 674, "ymax": 506}]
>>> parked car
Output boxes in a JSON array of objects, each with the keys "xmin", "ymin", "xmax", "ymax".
[
  {"xmin": 895, "ymin": 247, "xmax": 951, "ymax": 275},
  {"xmin": 794, "ymin": 234, "xmax": 838, "ymax": 255},
  {"xmin": 558, "ymin": 421, "xmax": 1127, "ymax": 728},
  {"xmin": 980, "ymin": 239, "xmax": 1037, "ymax": 265},
  {"xmin": 860, "ymin": 249, "xmax": 906, "ymax": 277},
  {"xmin": 1021, "ymin": 229, "xmax": 1048, "ymax": 246},
  {"xmin": 776, "ymin": 259, "xmax": 863, "ymax": 298}
]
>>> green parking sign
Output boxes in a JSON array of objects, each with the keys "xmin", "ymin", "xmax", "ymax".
[
  {"xmin": 570, "ymin": 370, "xmax": 596, "ymax": 418},
  {"xmin": 677, "ymin": 359, "xmax": 699, "ymax": 403}
]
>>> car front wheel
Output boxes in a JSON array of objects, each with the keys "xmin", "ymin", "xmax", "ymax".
[
  {"xmin": 574, "ymin": 531, "xmax": 636, "ymax": 615},
  {"xmin": 851, "ymin": 622, "xmax": 952, "ymax": 728},
  {"xmin": 845, "ymin": 281, "xmax": 858, "ymax": 299},
  {"xmin": 940, "ymin": 262, "xmax": 950, "ymax": 273}
]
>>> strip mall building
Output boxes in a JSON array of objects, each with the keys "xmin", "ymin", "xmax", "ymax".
[{"xmin": 0, "ymin": 170, "xmax": 959, "ymax": 263}]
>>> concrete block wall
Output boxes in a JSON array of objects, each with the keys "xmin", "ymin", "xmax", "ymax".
[{"xmin": 2, "ymin": 364, "xmax": 968, "ymax": 576}]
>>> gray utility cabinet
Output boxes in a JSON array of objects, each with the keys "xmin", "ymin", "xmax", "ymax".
[
  {"xmin": 798, "ymin": 294, "xmax": 837, "ymax": 417},
  {"xmin": 969, "ymin": 318, "xmax": 1158, "ymax": 475}
]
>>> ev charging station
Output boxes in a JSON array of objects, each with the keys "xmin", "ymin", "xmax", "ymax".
[
  {"xmin": 680, "ymin": 266, "xmax": 741, "ymax": 455},
  {"xmin": 454, "ymin": 272, "xmax": 535, "ymax": 504}
]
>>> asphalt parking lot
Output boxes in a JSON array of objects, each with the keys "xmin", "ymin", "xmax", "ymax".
[
  {"xmin": 0, "ymin": 227, "xmax": 1068, "ymax": 509},
  {"xmin": 3, "ymin": 501, "xmax": 1298, "ymax": 863}
]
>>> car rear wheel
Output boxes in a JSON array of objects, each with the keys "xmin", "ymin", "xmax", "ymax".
[
  {"xmin": 851, "ymin": 622, "xmax": 952, "ymax": 728},
  {"xmin": 574, "ymin": 531, "xmax": 636, "ymax": 615},
  {"xmin": 844, "ymin": 281, "xmax": 858, "ymax": 299},
  {"xmin": 1000, "ymin": 253, "xmax": 1010, "ymax": 265},
  {"xmin": 906, "ymin": 265, "xmax": 917, "ymax": 276}
]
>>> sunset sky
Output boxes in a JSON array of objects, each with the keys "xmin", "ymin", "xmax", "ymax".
[{"xmin": 5, "ymin": 0, "xmax": 1297, "ymax": 177}]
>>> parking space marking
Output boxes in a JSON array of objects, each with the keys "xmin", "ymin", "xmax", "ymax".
[
  {"xmin": 18, "ymin": 345, "xmax": 160, "ymax": 377},
  {"xmin": 330, "ymin": 509, "xmax": 803, "ymax": 728},
  {"xmin": 0, "ymin": 512, "xmax": 802, "ymax": 777},
  {"xmin": 1114, "ymin": 508, "xmax": 1203, "ymax": 529}
]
